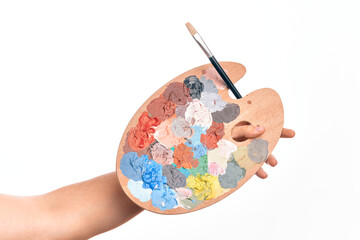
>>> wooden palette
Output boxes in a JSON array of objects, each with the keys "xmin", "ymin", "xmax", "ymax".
[{"xmin": 116, "ymin": 62, "xmax": 284, "ymax": 214}]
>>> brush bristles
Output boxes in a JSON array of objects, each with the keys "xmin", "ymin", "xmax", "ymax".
[{"xmin": 185, "ymin": 22, "xmax": 197, "ymax": 36}]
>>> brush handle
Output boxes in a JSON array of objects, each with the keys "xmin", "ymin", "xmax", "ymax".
[{"xmin": 209, "ymin": 56, "xmax": 242, "ymax": 99}]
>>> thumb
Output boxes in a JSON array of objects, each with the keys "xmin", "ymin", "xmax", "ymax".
[{"xmin": 231, "ymin": 125, "xmax": 265, "ymax": 142}]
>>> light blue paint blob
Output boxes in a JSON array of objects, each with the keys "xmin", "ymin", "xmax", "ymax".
[
  {"xmin": 172, "ymin": 163, "xmax": 190, "ymax": 178},
  {"xmin": 142, "ymin": 160, "xmax": 167, "ymax": 190},
  {"xmin": 189, "ymin": 125, "xmax": 206, "ymax": 146},
  {"xmin": 200, "ymin": 76, "xmax": 218, "ymax": 93},
  {"xmin": 120, "ymin": 152, "xmax": 149, "ymax": 181},
  {"xmin": 185, "ymin": 141, "xmax": 208, "ymax": 159},
  {"xmin": 127, "ymin": 179, "xmax": 152, "ymax": 202},
  {"xmin": 151, "ymin": 185, "xmax": 178, "ymax": 211}
]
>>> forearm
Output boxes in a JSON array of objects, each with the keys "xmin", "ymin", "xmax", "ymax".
[{"xmin": 0, "ymin": 172, "xmax": 144, "ymax": 240}]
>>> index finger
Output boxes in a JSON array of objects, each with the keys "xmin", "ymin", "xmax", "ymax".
[{"xmin": 281, "ymin": 128, "xmax": 295, "ymax": 138}]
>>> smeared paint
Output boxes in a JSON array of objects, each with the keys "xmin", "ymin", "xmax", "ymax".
[
  {"xmin": 154, "ymin": 119, "xmax": 185, "ymax": 148},
  {"xmin": 216, "ymin": 139, "xmax": 237, "ymax": 159},
  {"xmin": 173, "ymin": 143, "xmax": 198, "ymax": 169},
  {"xmin": 200, "ymin": 92, "xmax": 227, "ymax": 113},
  {"xmin": 147, "ymin": 96, "xmax": 176, "ymax": 121},
  {"xmin": 163, "ymin": 82, "xmax": 191, "ymax": 105},
  {"xmin": 171, "ymin": 117, "xmax": 193, "ymax": 138},
  {"xmin": 200, "ymin": 121, "xmax": 225, "ymax": 150},
  {"xmin": 189, "ymin": 155, "xmax": 208, "ymax": 176},
  {"xmin": 142, "ymin": 160, "xmax": 167, "ymax": 190},
  {"xmin": 186, "ymin": 173, "xmax": 223, "ymax": 200},
  {"xmin": 162, "ymin": 165, "xmax": 187, "ymax": 188},
  {"xmin": 150, "ymin": 142, "xmax": 173, "ymax": 166},
  {"xmin": 200, "ymin": 75, "xmax": 218, "ymax": 93},
  {"xmin": 127, "ymin": 112, "xmax": 161, "ymax": 151},
  {"xmin": 175, "ymin": 187, "xmax": 193, "ymax": 200},
  {"xmin": 211, "ymin": 103, "xmax": 240, "ymax": 123},
  {"xmin": 218, "ymin": 160, "xmax": 246, "ymax": 189},
  {"xmin": 179, "ymin": 196, "xmax": 203, "ymax": 210},
  {"xmin": 127, "ymin": 179, "xmax": 152, "ymax": 202},
  {"xmin": 202, "ymin": 68, "xmax": 227, "ymax": 89},
  {"xmin": 184, "ymin": 75, "xmax": 204, "ymax": 99},
  {"xmin": 248, "ymin": 139, "xmax": 269, "ymax": 163},
  {"xmin": 185, "ymin": 99, "xmax": 212, "ymax": 129},
  {"xmin": 208, "ymin": 162, "xmax": 226, "ymax": 176},
  {"xmin": 207, "ymin": 148, "xmax": 229, "ymax": 170},
  {"xmin": 232, "ymin": 146, "xmax": 255, "ymax": 169},
  {"xmin": 151, "ymin": 185, "xmax": 178, "ymax": 211},
  {"xmin": 120, "ymin": 152, "xmax": 149, "ymax": 181},
  {"xmin": 172, "ymin": 164, "xmax": 191, "ymax": 178}
]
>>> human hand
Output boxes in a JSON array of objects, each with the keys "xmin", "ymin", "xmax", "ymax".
[{"xmin": 232, "ymin": 125, "xmax": 295, "ymax": 179}]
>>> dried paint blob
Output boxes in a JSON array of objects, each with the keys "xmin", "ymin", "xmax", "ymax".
[
  {"xmin": 208, "ymin": 162, "xmax": 226, "ymax": 176},
  {"xmin": 200, "ymin": 76, "xmax": 218, "ymax": 93},
  {"xmin": 184, "ymin": 75, "xmax": 204, "ymax": 99},
  {"xmin": 207, "ymin": 148, "xmax": 229, "ymax": 170},
  {"xmin": 162, "ymin": 165, "xmax": 187, "ymax": 188},
  {"xmin": 175, "ymin": 103, "xmax": 189, "ymax": 118},
  {"xmin": 200, "ymin": 92, "xmax": 227, "ymax": 113},
  {"xmin": 200, "ymin": 121, "xmax": 225, "ymax": 150},
  {"xmin": 142, "ymin": 160, "xmax": 167, "ymax": 190},
  {"xmin": 188, "ymin": 125, "xmax": 206, "ymax": 146},
  {"xmin": 173, "ymin": 143, "xmax": 198, "ymax": 169},
  {"xmin": 147, "ymin": 97, "xmax": 176, "ymax": 121},
  {"xmin": 127, "ymin": 179, "xmax": 152, "ymax": 202},
  {"xmin": 154, "ymin": 119, "xmax": 184, "ymax": 148},
  {"xmin": 151, "ymin": 185, "xmax": 178, "ymax": 211},
  {"xmin": 232, "ymin": 147, "xmax": 255, "ymax": 169},
  {"xmin": 163, "ymin": 82, "xmax": 191, "ymax": 105},
  {"xmin": 218, "ymin": 160, "xmax": 246, "ymax": 189},
  {"xmin": 248, "ymin": 139, "xmax": 269, "ymax": 163},
  {"xmin": 185, "ymin": 142, "xmax": 208, "ymax": 159},
  {"xmin": 127, "ymin": 112, "xmax": 161, "ymax": 151},
  {"xmin": 186, "ymin": 173, "xmax": 223, "ymax": 200},
  {"xmin": 150, "ymin": 143, "xmax": 173, "ymax": 166},
  {"xmin": 216, "ymin": 139, "xmax": 237, "ymax": 159},
  {"xmin": 212, "ymin": 103, "xmax": 240, "ymax": 123},
  {"xmin": 120, "ymin": 152, "xmax": 149, "ymax": 181},
  {"xmin": 171, "ymin": 117, "xmax": 193, "ymax": 138},
  {"xmin": 185, "ymin": 99, "xmax": 212, "ymax": 128}
]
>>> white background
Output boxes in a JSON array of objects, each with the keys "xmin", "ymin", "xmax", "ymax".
[{"xmin": 1, "ymin": 1, "xmax": 359, "ymax": 239}]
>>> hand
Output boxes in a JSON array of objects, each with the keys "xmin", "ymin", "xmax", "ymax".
[{"xmin": 232, "ymin": 125, "xmax": 295, "ymax": 179}]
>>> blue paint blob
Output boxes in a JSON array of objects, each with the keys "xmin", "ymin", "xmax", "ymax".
[
  {"xmin": 151, "ymin": 185, "xmax": 178, "ymax": 211},
  {"xmin": 120, "ymin": 152, "xmax": 149, "ymax": 181},
  {"xmin": 127, "ymin": 179, "xmax": 152, "ymax": 202},
  {"xmin": 142, "ymin": 160, "xmax": 167, "ymax": 190},
  {"xmin": 185, "ymin": 141, "xmax": 208, "ymax": 159},
  {"xmin": 189, "ymin": 125, "xmax": 206, "ymax": 146}
]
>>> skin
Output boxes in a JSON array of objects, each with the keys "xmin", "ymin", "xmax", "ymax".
[{"xmin": 0, "ymin": 126, "xmax": 295, "ymax": 240}]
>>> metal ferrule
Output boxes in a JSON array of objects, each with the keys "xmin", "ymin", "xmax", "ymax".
[{"xmin": 193, "ymin": 33, "xmax": 213, "ymax": 58}]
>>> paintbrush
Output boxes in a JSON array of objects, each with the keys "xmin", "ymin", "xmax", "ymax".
[{"xmin": 185, "ymin": 22, "xmax": 242, "ymax": 99}]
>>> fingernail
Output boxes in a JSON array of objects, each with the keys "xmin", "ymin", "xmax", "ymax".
[{"xmin": 256, "ymin": 125, "xmax": 264, "ymax": 132}]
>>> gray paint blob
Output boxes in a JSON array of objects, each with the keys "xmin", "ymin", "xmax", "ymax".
[
  {"xmin": 184, "ymin": 75, "xmax": 204, "ymax": 99},
  {"xmin": 162, "ymin": 165, "xmax": 187, "ymax": 188},
  {"xmin": 200, "ymin": 76, "xmax": 218, "ymax": 93},
  {"xmin": 211, "ymin": 103, "xmax": 240, "ymax": 123},
  {"xmin": 248, "ymin": 139, "xmax": 269, "ymax": 163},
  {"xmin": 218, "ymin": 160, "xmax": 246, "ymax": 189}
]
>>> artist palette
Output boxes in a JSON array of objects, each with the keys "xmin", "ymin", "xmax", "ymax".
[{"xmin": 116, "ymin": 62, "xmax": 284, "ymax": 214}]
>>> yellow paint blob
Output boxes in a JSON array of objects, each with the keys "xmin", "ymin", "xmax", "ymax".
[{"xmin": 186, "ymin": 173, "xmax": 223, "ymax": 201}]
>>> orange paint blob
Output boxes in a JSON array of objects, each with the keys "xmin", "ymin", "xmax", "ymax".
[
  {"xmin": 200, "ymin": 121, "xmax": 225, "ymax": 149},
  {"xmin": 173, "ymin": 143, "xmax": 198, "ymax": 169}
]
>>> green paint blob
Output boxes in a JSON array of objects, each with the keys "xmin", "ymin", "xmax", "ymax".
[{"xmin": 189, "ymin": 155, "xmax": 208, "ymax": 176}]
